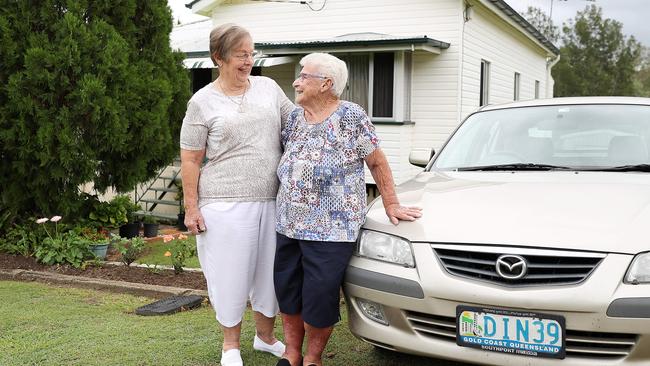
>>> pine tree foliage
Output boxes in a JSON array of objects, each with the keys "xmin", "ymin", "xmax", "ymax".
[
  {"xmin": 633, "ymin": 46, "xmax": 650, "ymax": 97},
  {"xmin": 522, "ymin": 6, "xmax": 560, "ymax": 45},
  {"xmin": 552, "ymin": 5, "xmax": 641, "ymax": 97},
  {"xmin": 0, "ymin": 0, "xmax": 190, "ymax": 217}
]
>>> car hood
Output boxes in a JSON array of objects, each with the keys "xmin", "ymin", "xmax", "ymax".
[{"xmin": 364, "ymin": 171, "xmax": 650, "ymax": 254}]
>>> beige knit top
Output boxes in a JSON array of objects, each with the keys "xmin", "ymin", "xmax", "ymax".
[{"xmin": 180, "ymin": 76, "xmax": 294, "ymax": 207}]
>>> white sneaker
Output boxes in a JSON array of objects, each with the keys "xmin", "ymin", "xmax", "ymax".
[
  {"xmin": 220, "ymin": 348, "xmax": 243, "ymax": 366},
  {"xmin": 253, "ymin": 334, "xmax": 286, "ymax": 358}
]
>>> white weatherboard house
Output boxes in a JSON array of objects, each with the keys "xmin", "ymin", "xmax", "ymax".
[{"xmin": 177, "ymin": 0, "xmax": 559, "ymax": 185}]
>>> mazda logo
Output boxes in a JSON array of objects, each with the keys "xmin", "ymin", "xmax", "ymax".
[{"xmin": 495, "ymin": 254, "xmax": 528, "ymax": 280}]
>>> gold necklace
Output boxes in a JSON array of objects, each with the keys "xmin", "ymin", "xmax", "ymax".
[{"xmin": 218, "ymin": 78, "xmax": 248, "ymax": 113}]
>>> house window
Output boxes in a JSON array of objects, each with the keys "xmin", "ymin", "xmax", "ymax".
[
  {"xmin": 514, "ymin": 72, "xmax": 520, "ymax": 101},
  {"xmin": 340, "ymin": 54, "xmax": 370, "ymax": 112},
  {"xmin": 372, "ymin": 53, "xmax": 394, "ymax": 118},
  {"xmin": 338, "ymin": 52, "xmax": 410, "ymax": 121},
  {"xmin": 535, "ymin": 80, "xmax": 540, "ymax": 99},
  {"xmin": 480, "ymin": 60, "xmax": 490, "ymax": 106}
]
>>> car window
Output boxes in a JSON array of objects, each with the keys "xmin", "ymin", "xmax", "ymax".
[{"xmin": 434, "ymin": 104, "xmax": 650, "ymax": 169}]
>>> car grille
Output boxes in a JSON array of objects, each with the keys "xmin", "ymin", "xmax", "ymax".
[
  {"xmin": 405, "ymin": 311, "xmax": 638, "ymax": 360},
  {"xmin": 433, "ymin": 246, "xmax": 603, "ymax": 286}
]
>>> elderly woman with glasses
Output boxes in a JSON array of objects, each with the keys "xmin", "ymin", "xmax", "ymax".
[
  {"xmin": 273, "ymin": 53, "xmax": 422, "ymax": 366},
  {"xmin": 180, "ymin": 23, "xmax": 293, "ymax": 366}
]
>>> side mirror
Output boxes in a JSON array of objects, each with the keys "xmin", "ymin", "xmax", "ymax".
[{"xmin": 409, "ymin": 148, "xmax": 435, "ymax": 168}]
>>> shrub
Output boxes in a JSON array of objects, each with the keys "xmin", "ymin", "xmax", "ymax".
[
  {"xmin": 142, "ymin": 214, "xmax": 158, "ymax": 225},
  {"xmin": 163, "ymin": 234, "xmax": 196, "ymax": 274},
  {"xmin": 0, "ymin": 207, "xmax": 14, "ymax": 237},
  {"xmin": 33, "ymin": 216, "xmax": 92, "ymax": 268},
  {"xmin": 88, "ymin": 200, "xmax": 126, "ymax": 229},
  {"xmin": 0, "ymin": 1, "xmax": 191, "ymax": 218},
  {"xmin": 112, "ymin": 195, "xmax": 142, "ymax": 223},
  {"xmin": 34, "ymin": 232, "xmax": 91, "ymax": 268},
  {"xmin": 115, "ymin": 236, "xmax": 146, "ymax": 266},
  {"xmin": 0, "ymin": 223, "xmax": 42, "ymax": 257}
]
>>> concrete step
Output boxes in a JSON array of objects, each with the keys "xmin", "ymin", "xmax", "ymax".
[
  {"xmin": 158, "ymin": 175, "xmax": 180, "ymax": 181},
  {"xmin": 135, "ymin": 211, "xmax": 179, "ymax": 221},
  {"xmin": 140, "ymin": 199, "xmax": 179, "ymax": 206},
  {"xmin": 150, "ymin": 187, "xmax": 178, "ymax": 193}
]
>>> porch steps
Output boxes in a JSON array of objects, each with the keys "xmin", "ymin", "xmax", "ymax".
[
  {"xmin": 140, "ymin": 198, "xmax": 178, "ymax": 206},
  {"xmin": 134, "ymin": 158, "xmax": 183, "ymax": 223},
  {"xmin": 134, "ymin": 211, "xmax": 178, "ymax": 221}
]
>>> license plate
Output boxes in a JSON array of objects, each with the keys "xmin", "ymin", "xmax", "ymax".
[{"xmin": 456, "ymin": 305, "xmax": 566, "ymax": 359}]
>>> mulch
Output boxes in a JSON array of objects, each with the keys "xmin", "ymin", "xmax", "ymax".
[{"xmin": 0, "ymin": 251, "xmax": 207, "ymax": 291}]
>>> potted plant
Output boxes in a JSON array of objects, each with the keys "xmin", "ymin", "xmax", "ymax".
[
  {"xmin": 80, "ymin": 227, "xmax": 110, "ymax": 260},
  {"xmin": 88, "ymin": 198, "xmax": 127, "ymax": 233},
  {"xmin": 115, "ymin": 195, "xmax": 142, "ymax": 239},
  {"xmin": 142, "ymin": 214, "xmax": 159, "ymax": 238}
]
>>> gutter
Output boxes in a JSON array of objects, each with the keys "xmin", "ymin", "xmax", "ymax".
[{"xmin": 546, "ymin": 54, "xmax": 561, "ymax": 98}]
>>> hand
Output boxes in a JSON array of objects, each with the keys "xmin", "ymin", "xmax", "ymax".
[
  {"xmin": 184, "ymin": 207, "xmax": 206, "ymax": 235},
  {"xmin": 384, "ymin": 204, "xmax": 422, "ymax": 225}
]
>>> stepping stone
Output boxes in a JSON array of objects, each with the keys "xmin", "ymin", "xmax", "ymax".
[{"xmin": 135, "ymin": 295, "xmax": 204, "ymax": 316}]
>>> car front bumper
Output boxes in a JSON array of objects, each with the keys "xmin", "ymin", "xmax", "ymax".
[{"xmin": 343, "ymin": 247, "xmax": 650, "ymax": 366}]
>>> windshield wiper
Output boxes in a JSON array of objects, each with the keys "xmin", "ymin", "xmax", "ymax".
[
  {"xmin": 580, "ymin": 164, "xmax": 650, "ymax": 172},
  {"xmin": 456, "ymin": 163, "xmax": 572, "ymax": 171}
]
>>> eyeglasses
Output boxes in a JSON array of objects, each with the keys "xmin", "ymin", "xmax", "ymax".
[
  {"xmin": 231, "ymin": 51, "xmax": 257, "ymax": 61},
  {"xmin": 296, "ymin": 72, "xmax": 329, "ymax": 81}
]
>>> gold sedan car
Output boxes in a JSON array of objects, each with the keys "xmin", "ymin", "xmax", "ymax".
[{"xmin": 344, "ymin": 97, "xmax": 650, "ymax": 365}]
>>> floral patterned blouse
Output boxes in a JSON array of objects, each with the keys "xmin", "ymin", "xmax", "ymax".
[{"xmin": 276, "ymin": 101, "xmax": 380, "ymax": 242}]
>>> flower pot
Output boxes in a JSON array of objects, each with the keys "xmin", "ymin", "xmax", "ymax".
[
  {"xmin": 89, "ymin": 243, "xmax": 109, "ymax": 260},
  {"xmin": 177, "ymin": 213, "xmax": 187, "ymax": 231},
  {"xmin": 119, "ymin": 222, "xmax": 141, "ymax": 239},
  {"xmin": 143, "ymin": 223, "xmax": 159, "ymax": 238}
]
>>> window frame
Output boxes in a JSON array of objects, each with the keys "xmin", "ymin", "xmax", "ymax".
[
  {"xmin": 480, "ymin": 59, "xmax": 490, "ymax": 106},
  {"xmin": 514, "ymin": 72, "xmax": 521, "ymax": 101},
  {"xmin": 336, "ymin": 51, "xmax": 412, "ymax": 123}
]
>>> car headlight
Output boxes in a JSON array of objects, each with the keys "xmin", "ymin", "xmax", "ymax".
[
  {"xmin": 357, "ymin": 230, "xmax": 415, "ymax": 267},
  {"xmin": 624, "ymin": 252, "xmax": 650, "ymax": 284}
]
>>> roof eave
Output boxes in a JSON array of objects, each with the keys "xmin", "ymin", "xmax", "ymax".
[
  {"xmin": 185, "ymin": 0, "xmax": 220, "ymax": 16},
  {"xmin": 483, "ymin": 0, "xmax": 560, "ymax": 56},
  {"xmin": 256, "ymin": 38, "xmax": 450, "ymax": 55}
]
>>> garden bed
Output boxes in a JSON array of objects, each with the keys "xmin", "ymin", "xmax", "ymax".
[{"xmin": 0, "ymin": 252, "xmax": 207, "ymax": 290}]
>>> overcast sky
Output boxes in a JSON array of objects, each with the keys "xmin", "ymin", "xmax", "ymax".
[
  {"xmin": 169, "ymin": 0, "xmax": 208, "ymax": 25},
  {"xmin": 168, "ymin": 0, "xmax": 649, "ymax": 46},
  {"xmin": 507, "ymin": 0, "xmax": 649, "ymax": 46}
]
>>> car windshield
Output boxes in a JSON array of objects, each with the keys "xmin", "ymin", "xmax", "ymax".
[{"xmin": 433, "ymin": 104, "xmax": 650, "ymax": 171}]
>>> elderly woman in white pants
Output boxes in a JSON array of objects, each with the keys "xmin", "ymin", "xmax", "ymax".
[{"xmin": 180, "ymin": 23, "xmax": 293, "ymax": 366}]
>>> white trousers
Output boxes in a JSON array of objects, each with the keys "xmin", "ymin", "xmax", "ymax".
[{"xmin": 197, "ymin": 201, "xmax": 279, "ymax": 327}]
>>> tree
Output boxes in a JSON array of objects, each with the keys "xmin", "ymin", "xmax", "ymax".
[
  {"xmin": 522, "ymin": 6, "xmax": 560, "ymax": 45},
  {"xmin": 552, "ymin": 5, "xmax": 641, "ymax": 97},
  {"xmin": 0, "ymin": 0, "xmax": 190, "ymax": 218},
  {"xmin": 633, "ymin": 46, "xmax": 650, "ymax": 97}
]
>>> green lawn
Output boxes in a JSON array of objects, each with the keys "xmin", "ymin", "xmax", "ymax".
[
  {"xmin": 0, "ymin": 281, "xmax": 464, "ymax": 366},
  {"xmin": 136, "ymin": 236, "xmax": 200, "ymax": 269}
]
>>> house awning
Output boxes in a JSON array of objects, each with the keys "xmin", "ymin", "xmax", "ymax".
[
  {"xmin": 182, "ymin": 55, "xmax": 296, "ymax": 69},
  {"xmin": 183, "ymin": 57, "xmax": 213, "ymax": 69},
  {"xmin": 253, "ymin": 56, "xmax": 296, "ymax": 67},
  {"xmin": 255, "ymin": 33, "xmax": 450, "ymax": 55}
]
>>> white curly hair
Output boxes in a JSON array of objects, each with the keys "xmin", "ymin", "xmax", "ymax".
[{"xmin": 299, "ymin": 53, "xmax": 348, "ymax": 97}]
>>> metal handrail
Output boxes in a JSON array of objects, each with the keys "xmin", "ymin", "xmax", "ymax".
[{"xmin": 134, "ymin": 161, "xmax": 182, "ymax": 213}]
